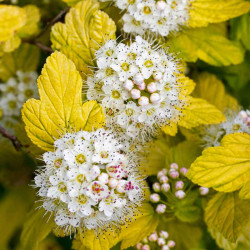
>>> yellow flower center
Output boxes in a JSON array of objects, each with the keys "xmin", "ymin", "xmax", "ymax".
[
  {"xmin": 143, "ymin": 6, "xmax": 152, "ymax": 15},
  {"xmin": 54, "ymin": 159, "xmax": 62, "ymax": 168},
  {"xmin": 78, "ymin": 194, "xmax": 88, "ymax": 204},
  {"xmin": 24, "ymin": 89, "xmax": 34, "ymax": 98},
  {"xmin": 125, "ymin": 108, "xmax": 134, "ymax": 116},
  {"xmin": 144, "ymin": 60, "xmax": 153, "ymax": 68},
  {"xmin": 100, "ymin": 151, "xmax": 109, "ymax": 158},
  {"xmin": 106, "ymin": 49, "xmax": 114, "ymax": 57},
  {"xmin": 58, "ymin": 182, "xmax": 67, "ymax": 192},
  {"xmin": 8, "ymin": 100, "xmax": 17, "ymax": 109},
  {"xmin": 105, "ymin": 67, "xmax": 115, "ymax": 76},
  {"xmin": 23, "ymin": 76, "xmax": 31, "ymax": 83},
  {"xmin": 7, "ymin": 87, "xmax": 16, "ymax": 93},
  {"xmin": 232, "ymin": 124, "xmax": 241, "ymax": 131},
  {"xmin": 112, "ymin": 90, "xmax": 121, "ymax": 99},
  {"xmin": 106, "ymin": 108, "xmax": 115, "ymax": 117},
  {"xmin": 127, "ymin": 0, "xmax": 135, "ymax": 4},
  {"xmin": 121, "ymin": 62, "xmax": 130, "ymax": 71},
  {"xmin": 75, "ymin": 154, "xmax": 86, "ymax": 164},
  {"xmin": 128, "ymin": 52, "xmax": 137, "ymax": 60},
  {"xmin": 147, "ymin": 108, "xmax": 155, "ymax": 116},
  {"xmin": 77, "ymin": 174, "xmax": 85, "ymax": 183},
  {"xmin": 94, "ymin": 81, "xmax": 103, "ymax": 90}
]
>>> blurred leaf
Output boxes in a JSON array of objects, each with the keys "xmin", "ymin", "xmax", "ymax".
[
  {"xmin": 20, "ymin": 207, "xmax": 55, "ymax": 250},
  {"xmin": 239, "ymin": 180, "xmax": 250, "ymax": 200},
  {"xmin": 230, "ymin": 12, "xmax": 250, "ymax": 50},
  {"xmin": 188, "ymin": 133, "xmax": 250, "ymax": 192},
  {"xmin": 167, "ymin": 25, "xmax": 245, "ymax": 66},
  {"xmin": 0, "ymin": 43, "xmax": 40, "ymax": 82},
  {"xmin": 205, "ymin": 192, "xmax": 250, "ymax": 242}
]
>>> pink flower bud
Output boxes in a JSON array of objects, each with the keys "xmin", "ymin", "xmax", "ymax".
[
  {"xmin": 136, "ymin": 243, "xmax": 143, "ymax": 249},
  {"xmin": 156, "ymin": 204, "xmax": 166, "ymax": 214},
  {"xmin": 175, "ymin": 190, "xmax": 185, "ymax": 199},
  {"xmin": 162, "ymin": 245, "xmax": 170, "ymax": 250},
  {"xmin": 153, "ymin": 182, "xmax": 161, "ymax": 192},
  {"xmin": 148, "ymin": 232, "xmax": 158, "ymax": 242},
  {"xmin": 147, "ymin": 82, "xmax": 157, "ymax": 93},
  {"xmin": 133, "ymin": 73, "xmax": 144, "ymax": 84},
  {"xmin": 141, "ymin": 245, "xmax": 150, "ymax": 250},
  {"xmin": 157, "ymin": 170, "xmax": 166, "ymax": 179},
  {"xmin": 168, "ymin": 169, "xmax": 179, "ymax": 179},
  {"xmin": 159, "ymin": 230, "xmax": 169, "ymax": 239},
  {"xmin": 167, "ymin": 240, "xmax": 175, "ymax": 248},
  {"xmin": 116, "ymin": 180, "xmax": 127, "ymax": 193},
  {"xmin": 98, "ymin": 173, "xmax": 109, "ymax": 184},
  {"xmin": 138, "ymin": 96, "xmax": 149, "ymax": 106},
  {"xmin": 239, "ymin": 110, "xmax": 248, "ymax": 119},
  {"xmin": 161, "ymin": 183, "xmax": 170, "ymax": 192},
  {"xmin": 108, "ymin": 178, "xmax": 118, "ymax": 188},
  {"xmin": 199, "ymin": 187, "xmax": 209, "ymax": 195},
  {"xmin": 159, "ymin": 175, "xmax": 168, "ymax": 184},
  {"xmin": 123, "ymin": 80, "xmax": 134, "ymax": 91},
  {"xmin": 180, "ymin": 167, "xmax": 188, "ymax": 176},
  {"xmin": 153, "ymin": 71, "xmax": 163, "ymax": 81},
  {"xmin": 157, "ymin": 237, "xmax": 166, "ymax": 246},
  {"xmin": 170, "ymin": 163, "xmax": 178, "ymax": 170},
  {"xmin": 150, "ymin": 93, "xmax": 161, "ymax": 104},
  {"xmin": 150, "ymin": 193, "xmax": 160, "ymax": 203},
  {"xmin": 175, "ymin": 181, "xmax": 184, "ymax": 190},
  {"xmin": 156, "ymin": 1, "xmax": 168, "ymax": 11},
  {"xmin": 138, "ymin": 81, "xmax": 146, "ymax": 91},
  {"xmin": 131, "ymin": 89, "xmax": 141, "ymax": 99}
]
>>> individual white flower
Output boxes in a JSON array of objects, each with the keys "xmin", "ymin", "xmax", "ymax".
[
  {"xmin": 34, "ymin": 129, "xmax": 145, "ymax": 233},
  {"xmin": 202, "ymin": 109, "xmax": 250, "ymax": 147},
  {"xmin": 86, "ymin": 37, "xmax": 185, "ymax": 142}
]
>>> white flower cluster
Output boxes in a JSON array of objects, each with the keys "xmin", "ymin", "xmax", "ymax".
[
  {"xmin": 35, "ymin": 129, "xmax": 144, "ymax": 232},
  {"xmin": 150, "ymin": 163, "xmax": 209, "ymax": 214},
  {"xmin": 100, "ymin": 0, "xmax": 190, "ymax": 36},
  {"xmin": 202, "ymin": 110, "xmax": 250, "ymax": 148},
  {"xmin": 136, "ymin": 230, "xmax": 175, "ymax": 250},
  {"xmin": 0, "ymin": 71, "xmax": 38, "ymax": 117},
  {"xmin": 86, "ymin": 36, "xmax": 184, "ymax": 141}
]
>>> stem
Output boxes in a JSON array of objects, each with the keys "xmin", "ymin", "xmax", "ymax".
[{"xmin": 0, "ymin": 126, "xmax": 22, "ymax": 151}]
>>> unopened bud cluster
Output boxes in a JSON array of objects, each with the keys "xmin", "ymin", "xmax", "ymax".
[
  {"xmin": 87, "ymin": 36, "xmax": 186, "ymax": 140},
  {"xmin": 149, "ymin": 163, "xmax": 209, "ymax": 213},
  {"xmin": 135, "ymin": 230, "xmax": 175, "ymax": 250}
]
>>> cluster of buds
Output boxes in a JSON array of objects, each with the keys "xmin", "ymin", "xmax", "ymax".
[
  {"xmin": 136, "ymin": 230, "xmax": 175, "ymax": 250},
  {"xmin": 149, "ymin": 163, "xmax": 209, "ymax": 214}
]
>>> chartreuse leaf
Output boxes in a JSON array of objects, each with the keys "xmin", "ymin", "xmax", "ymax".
[
  {"xmin": 188, "ymin": 0, "xmax": 250, "ymax": 28},
  {"xmin": 188, "ymin": 133, "xmax": 250, "ymax": 192},
  {"xmin": 0, "ymin": 5, "xmax": 26, "ymax": 42},
  {"xmin": 20, "ymin": 207, "xmax": 55, "ymax": 250},
  {"xmin": 192, "ymin": 72, "xmax": 239, "ymax": 111},
  {"xmin": 72, "ymin": 203, "xmax": 158, "ymax": 250},
  {"xmin": 22, "ymin": 51, "xmax": 105, "ymax": 151},
  {"xmin": 167, "ymin": 25, "xmax": 244, "ymax": 66},
  {"xmin": 239, "ymin": 180, "xmax": 250, "ymax": 200},
  {"xmin": 0, "ymin": 188, "xmax": 34, "ymax": 250},
  {"xmin": 179, "ymin": 97, "xmax": 225, "ymax": 129},
  {"xmin": 62, "ymin": 0, "xmax": 81, "ymax": 6},
  {"xmin": 51, "ymin": 0, "xmax": 116, "ymax": 77},
  {"xmin": 17, "ymin": 5, "xmax": 41, "ymax": 38},
  {"xmin": 205, "ymin": 192, "xmax": 250, "ymax": 242},
  {"xmin": 0, "ymin": 43, "xmax": 40, "ymax": 81}
]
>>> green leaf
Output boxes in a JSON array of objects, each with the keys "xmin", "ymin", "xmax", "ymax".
[
  {"xmin": 187, "ymin": 133, "xmax": 250, "ymax": 192},
  {"xmin": 20, "ymin": 207, "xmax": 55, "ymax": 250},
  {"xmin": 167, "ymin": 25, "xmax": 245, "ymax": 66},
  {"xmin": 205, "ymin": 192, "xmax": 250, "ymax": 242}
]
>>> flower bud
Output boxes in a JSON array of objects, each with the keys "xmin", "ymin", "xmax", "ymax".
[
  {"xmin": 148, "ymin": 232, "xmax": 158, "ymax": 242},
  {"xmin": 180, "ymin": 167, "xmax": 188, "ymax": 176},
  {"xmin": 141, "ymin": 245, "xmax": 150, "ymax": 250},
  {"xmin": 168, "ymin": 169, "xmax": 179, "ymax": 179},
  {"xmin": 156, "ymin": 204, "xmax": 166, "ymax": 214},
  {"xmin": 167, "ymin": 240, "xmax": 175, "ymax": 248},
  {"xmin": 142, "ymin": 237, "xmax": 148, "ymax": 243},
  {"xmin": 161, "ymin": 183, "xmax": 170, "ymax": 192},
  {"xmin": 98, "ymin": 173, "xmax": 109, "ymax": 184},
  {"xmin": 157, "ymin": 170, "xmax": 166, "ymax": 179},
  {"xmin": 170, "ymin": 163, "xmax": 178, "ymax": 170},
  {"xmin": 131, "ymin": 89, "xmax": 141, "ymax": 99},
  {"xmin": 175, "ymin": 180, "xmax": 184, "ymax": 190},
  {"xmin": 147, "ymin": 82, "xmax": 157, "ymax": 93},
  {"xmin": 153, "ymin": 71, "xmax": 163, "ymax": 81},
  {"xmin": 133, "ymin": 73, "xmax": 144, "ymax": 84},
  {"xmin": 136, "ymin": 243, "xmax": 143, "ymax": 249},
  {"xmin": 138, "ymin": 96, "xmax": 149, "ymax": 106},
  {"xmin": 175, "ymin": 190, "xmax": 185, "ymax": 199},
  {"xmin": 150, "ymin": 193, "xmax": 160, "ymax": 203},
  {"xmin": 159, "ymin": 230, "xmax": 169, "ymax": 239},
  {"xmin": 153, "ymin": 182, "xmax": 161, "ymax": 192},
  {"xmin": 138, "ymin": 81, "xmax": 146, "ymax": 91},
  {"xmin": 162, "ymin": 245, "xmax": 170, "ymax": 250},
  {"xmin": 239, "ymin": 110, "xmax": 248, "ymax": 119},
  {"xmin": 199, "ymin": 187, "xmax": 209, "ymax": 195},
  {"xmin": 108, "ymin": 178, "xmax": 118, "ymax": 188},
  {"xmin": 156, "ymin": 1, "xmax": 168, "ymax": 11},
  {"xmin": 159, "ymin": 175, "xmax": 168, "ymax": 184},
  {"xmin": 150, "ymin": 93, "xmax": 161, "ymax": 104},
  {"xmin": 157, "ymin": 237, "xmax": 166, "ymax": 246},
  {"xmin": 116, "ymin": 180, "xmax": 127, "ymax": 193},
  {"xmin": 123, "ymin": 80, "xmax": 134, "ymax": 91}
]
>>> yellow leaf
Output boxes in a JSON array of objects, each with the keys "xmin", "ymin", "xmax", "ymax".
[
  {"xmin": 51, "ymin": 0, "xmax": 116, "ymax": 77},
  {"xmin": 0, "ymin": 43, "xmax": 40, "ymax": 82},
  {"xmin": 20, "ymin": 207, "xmax": 55, "ymax": 250},
  {"xmin": 167, "ymin": 25, "xmax": 244, "ymax": 66},
  {"xmin": 62, "ymin": 0, "xmax": 81, "ymax": 6},
  {"xmin": 0, "ymin": 5, "xmax": 26, "ymax": 42},
  {"xmin": 0, "ymin": 34, "xmax": 21, "ymax": 54},
  {"xmin": 179, "ymin": 97, "xmax": 225, "ymax": 129},
  {"xmin": 239, "ymin": 181, "xmax": 250, "ymax": 200},
  {"xmin": 162, "ymin": 121, "xmax": 178, "ymax": 136},
  {"xmin": 18, "ymin": 5, "xmax": 41, "ymax": 38},
  {"xmin": 192, "ymin": 72, "xmax": 239, "ymax": 111},
  {"xmin": 189, "ymin": 0, "xmax": 250, "ymax": 28},
  {"xmin": 187, "ymin": 133, "xmax": 250, "ymax": 192},
  {"xmin": 22, "ymin": 51, "xmax": 105, "ymax": 151},
  {"xmin": 205, "ymin": 192, "xmax": 250, "ymax": 242}
]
